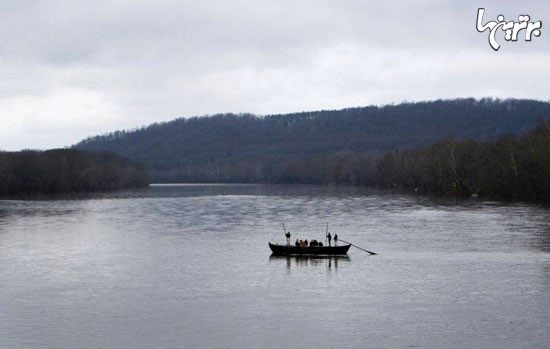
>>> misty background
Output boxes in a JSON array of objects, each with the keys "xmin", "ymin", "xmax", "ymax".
[{"xmin": 1, "ymin": 0, "xmax": 548, "ymax": 150}]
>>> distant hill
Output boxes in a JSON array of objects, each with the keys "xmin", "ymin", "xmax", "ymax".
[{"xmin": 75, "ymin": 98, "xmax": 550, "ymax": 182}]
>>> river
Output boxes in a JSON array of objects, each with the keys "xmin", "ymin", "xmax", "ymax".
[{"xmin": 1, "ymin": 184, "xmax": 549, "ymax": 348}]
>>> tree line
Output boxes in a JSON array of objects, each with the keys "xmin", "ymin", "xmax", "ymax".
[
  {"xmin": 264, "ymin": 121, "xmax": 550, "ymax": 202},
  {"xmin": 144, "ymin": 121, "xmax": 549, "ymax": 202},
  {"xmin": 0, "ymin": 149, "xmax": 149, "ymax": 196}
]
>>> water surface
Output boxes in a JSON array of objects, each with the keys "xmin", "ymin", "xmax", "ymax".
[{"xmin": 1, "ymin": 184, "xmax": 549, "ymax": 348}]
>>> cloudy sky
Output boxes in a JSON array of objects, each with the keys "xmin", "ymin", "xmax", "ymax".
[{"xmin": 1, "ymin": 0, "xmax": 548, "ymax": 150}]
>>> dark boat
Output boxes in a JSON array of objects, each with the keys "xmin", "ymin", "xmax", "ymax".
[{"xmin": 269, "ymin": 242, "xmax": 351, "ymax": 256}]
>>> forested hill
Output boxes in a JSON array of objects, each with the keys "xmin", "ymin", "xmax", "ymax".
[{"xmin": 75, "ymin": 98, "xmax": 550, "ymax": 182}]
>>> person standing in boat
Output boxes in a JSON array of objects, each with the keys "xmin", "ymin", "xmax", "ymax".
[
  {"xmin": 334, "ymin": 233, "xmax": 338, "ymax": 246},
  {"xmin": 285, "ymin": 231, "xmax": 291, "ymax": 245},
  {"xmin": 326, "ymin": 232, "xmax": 332, "ymax": 246}
]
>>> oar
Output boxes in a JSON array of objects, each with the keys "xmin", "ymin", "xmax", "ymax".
[{"xmin": 338, "ymin": 239, "xmax": 377, "ymax": 255}]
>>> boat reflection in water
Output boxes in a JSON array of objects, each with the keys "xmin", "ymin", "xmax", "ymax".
[{"xmin": 269, "ymin": 254, "xmax": 350, "ymax": 270}]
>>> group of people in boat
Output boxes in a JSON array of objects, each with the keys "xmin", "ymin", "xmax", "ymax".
[
  {"xmin": 285, "ymin": 231, "xmax": 338, "ymax": 247},
  {"xmin": 296, "ymin": 239, "xmax": 323, "ymax": 247}
]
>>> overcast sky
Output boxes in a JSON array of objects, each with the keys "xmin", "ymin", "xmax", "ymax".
[{"xmin": 1, "ymin": 0, "xmax": 548, "ymax": 150}]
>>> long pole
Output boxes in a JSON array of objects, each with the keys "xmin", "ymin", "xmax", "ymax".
[
  {"xmin": 325, "ymin": 223, "xmax": 328, "ymax": 246},
  {"xmin": 282, "ymin": 223, "xmax": 286, "ymax": 234},
  {"xmin": 338, "ymin": 239, "xmax": 377, "ymax": 255}
]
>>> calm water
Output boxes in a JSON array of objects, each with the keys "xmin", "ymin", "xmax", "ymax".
[{"xmin": 1, "ymin": 184, "xmax": 549, "ymax": 348}]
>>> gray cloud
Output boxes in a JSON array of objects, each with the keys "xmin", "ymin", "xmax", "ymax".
[{"xmin": 0, "ymin": 0, "xmax": 548, "ymax": 150}]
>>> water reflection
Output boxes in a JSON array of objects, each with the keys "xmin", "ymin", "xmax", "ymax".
[{"xmin": 269, "ymin": 254, "xmax": 351, "ymax": 270}]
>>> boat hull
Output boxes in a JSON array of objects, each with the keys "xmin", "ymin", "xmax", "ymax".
[{"xmin": 269, "ymin": 242, "xmax": 351, "ymax": 256}]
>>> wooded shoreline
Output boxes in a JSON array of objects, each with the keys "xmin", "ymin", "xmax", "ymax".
[
  {"xmin": 1, "ymin": 120, "xmax": 548, "ymax": 203},
  {"xmin": 149, "ymin": 122, "xmax": 550, "ymax": 203},
  {"xmin": 263, "ymin": 121, "xmax": 550, "ymax": 202},
  {"xmin": 0, "ymin": 149, "xmax": 149, "ymax": 196}
]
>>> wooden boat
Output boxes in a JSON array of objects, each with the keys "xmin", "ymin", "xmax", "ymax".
[{"xmin": 269, "ymin": 242, "xmax": 351, "ymax": 256}]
